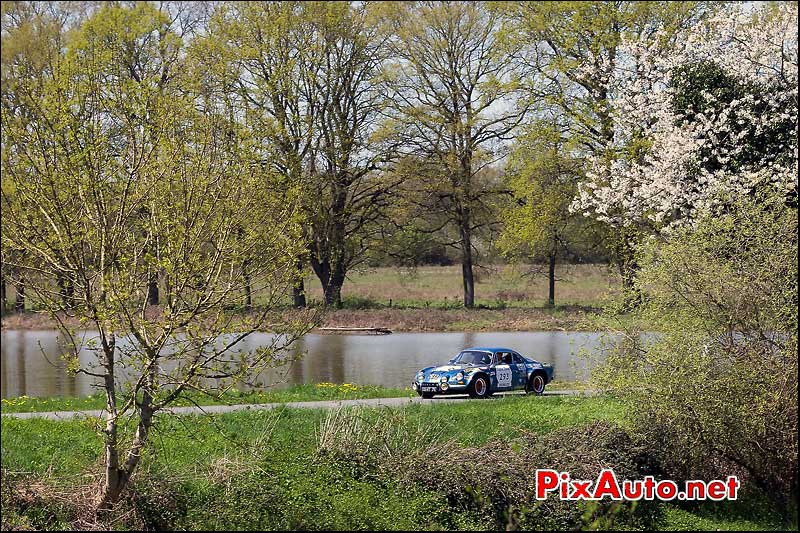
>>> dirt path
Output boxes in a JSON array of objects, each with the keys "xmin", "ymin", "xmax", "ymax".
[{"xmin": 2, "ymin": 389, "xmax": 595, "ymax": 420}]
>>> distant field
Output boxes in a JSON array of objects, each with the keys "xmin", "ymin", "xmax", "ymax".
[
  {"xmin": 1, "ymin": 264, "xmax": 618, "ymax": 314},
  {"xmin": 1, "ymin": 264, "xmax": 621, "ymax": 332},
  {"xmin": 298, "ymin": 263, "xmax": 620, "ymax": 309}
]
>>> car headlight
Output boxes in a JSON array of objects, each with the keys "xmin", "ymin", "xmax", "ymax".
[{"xmin": 416, "ymin": 372, "xmax": 424, "ymax": 382}]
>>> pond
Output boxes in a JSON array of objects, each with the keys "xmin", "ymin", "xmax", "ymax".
[{"xmin": 0, "ymin": 330, "xmax": 615, "ymax": 398}]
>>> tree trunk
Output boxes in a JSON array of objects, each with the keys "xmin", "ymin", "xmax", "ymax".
[
  {"xmin": 98, "ymin": 354, "xmax": 157, "ymax": 512},
  {"xmin": 293, "ymin": 258, "xmax": 306, "ymax": 308},
  {"xmin": 311, "ymin": 256, "xmax": 344, "ymax": 308},
  {"xmin": 619, "ymin": 260, "xmax": 640, "ymax": 310},
  {"xmin": 323, "ymin": 281, "xmax": 343, "ymax": 308},
  {"xmin": 548, "ymin": 251, "xmax": 557, "ymax": 307},
  {"xmin": 458, "ymin": 211, "xmax": 475, "ymax": 309},
  {"xmin": 98, "ymin": 332, "xmax": 123, "ymax": 511},
  {"xmin": 293, "ymin": 281, "xmax": 306, "ymax": 308},
  {"xmin": 322, "ymin": 263, "xmax": 345, "ymax": 308},
  {"xmin": 14, "ymin": 270, "xmax": 25, "ymax": 313},
  {"xmin": 311, "ymin": 179, "xmax": 349, "ymax": 309},
  {"xmin": 616, "ymin": 228, "xmax": 641, "ymax": 309},
  {"xmin": 456, "ymin": 136, "xmax": 476, "ymax": 309},
  {"xmin": 243, "ymin": 260, "xmax": 252, "ymax": 310},
  {"xmin": 147, "ymin": 273, "xmax": 159, "ymax": 306},
  {"xmin": 1, "ymin": 274, "xmax": 6, "ymax": 316}
]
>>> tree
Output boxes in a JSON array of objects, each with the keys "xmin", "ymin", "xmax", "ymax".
[
  {"xmin": 586, "ymin": 3, "xmax": 798, "ymax": 513},
  {"xmin": 1, "ymin": 1, "xmax": 84, "ymax": 314},
  {"xmin": 210, "ymin": 1, "xmax": 398, "ymax": 309},
  {"xmin": 206, "ymin": 1, "xmax": 319, "ymax": 308},
  {"xmin": 499, "ymin": 118, "xmax": 607, "ymax": 306},
  {"xmin": 574, "ymin": 2, "xmax": 798, "ymax": 228},
  {"xmin": 1, "ymin": 2, "xmax": 310, "ymax": 508},
  {"xmin": 303, "ymin": 1, "xmax": 399, "ymax": 308},
  {"xmin": 387, "ymin": 1, "xmax": 530, "ymax": 308},
  {"xmin": 500, "ymin": 1, "xmax": 710, "ymax": 297}
]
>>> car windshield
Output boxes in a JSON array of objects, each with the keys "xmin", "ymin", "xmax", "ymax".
[{"xmin": 452, "ymin": 350, "xmax": 491, "ymax": 366}]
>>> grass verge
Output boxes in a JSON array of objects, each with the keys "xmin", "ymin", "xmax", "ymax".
[
  {"xmin": 1, "ymin": 395, "xmax": 793, "ymax": 530},
  {"xmin": 0, "ymin": 383, "xmax": 415, "ymax": 414}
]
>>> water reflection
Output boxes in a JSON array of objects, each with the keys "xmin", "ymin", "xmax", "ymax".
[{"xmin": 0, "ymin": 330, "xmax": 612, "ymax": 398}]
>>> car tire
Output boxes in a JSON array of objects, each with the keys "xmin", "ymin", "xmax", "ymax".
[
  {"xmin": 468, "ymin": 375, "xmax": 491, "ymax": 399},
  {"xmin": 526, "ymin": 373, "xmax": 546, "ymax": 395}
]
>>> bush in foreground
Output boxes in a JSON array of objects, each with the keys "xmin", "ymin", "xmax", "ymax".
[{"xmin": 595, "ymin": 195, "xmax": 798, "ymax": 515}]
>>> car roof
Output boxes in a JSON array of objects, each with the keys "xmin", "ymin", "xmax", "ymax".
[{"xmin": 462, "ymin": 347, "xmax": 517, "ymax": 354}]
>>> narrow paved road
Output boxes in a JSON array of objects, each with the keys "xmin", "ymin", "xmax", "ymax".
[{"xmin": 2, "ymin": 389, "xmax": 596, "ymax": 421}]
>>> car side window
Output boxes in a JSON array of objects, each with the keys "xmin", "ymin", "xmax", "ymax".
[
  {"xmin": 496, "ymin": 352, "xmax": 512, "ymax": 365},
  {"xmin": 512, "ymin": 353, "xmax": 526, "ymax": 365}
]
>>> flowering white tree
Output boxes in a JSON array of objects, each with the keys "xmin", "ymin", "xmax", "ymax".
[
  {"xmin": 499, "ymin": 2, "xmax": 710, "ymax": 296},
  {"xmin": 573, "ymin": 3, "xmax": 798, "ymax": 229}
]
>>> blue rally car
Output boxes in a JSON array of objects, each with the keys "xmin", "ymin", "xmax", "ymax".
[{"xmin": 411, "ymin": 347, "xmax": 554, "ymax": 399}]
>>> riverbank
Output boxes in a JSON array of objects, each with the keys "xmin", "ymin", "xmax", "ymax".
[
  {"xmin": 1, "ymin": 305, "xmax": 605, "ymax": 333},
  {"xmin": 318, "ymin": 305, "xmax": 603, "ymax": 332},
  {"xmin": 1, "ymin": 395, "xmax": 788, "ymax": 531}
]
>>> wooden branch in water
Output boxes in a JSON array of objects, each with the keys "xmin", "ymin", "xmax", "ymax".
[{"xmin": 317, "ymin": 327, "xmax": 392, "ymax": 335}]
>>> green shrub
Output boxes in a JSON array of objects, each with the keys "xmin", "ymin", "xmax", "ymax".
[
  {"xmin": 595, "ymin": 194, "xmax": 798, "ymax": 509},
  {"xmin": 316, "ymin": 405, "xmax": 662, "ymax": 530}
]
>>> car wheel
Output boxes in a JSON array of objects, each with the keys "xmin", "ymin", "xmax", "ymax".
[
  {"xmin": 468, "ymin": 375, "xmax": 490, "ymax": 399},
  {"xmin": 527, "ymin": 373, "xmax": 546, "ymax": 395}
]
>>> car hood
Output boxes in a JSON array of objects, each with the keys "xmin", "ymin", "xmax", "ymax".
[{"xmin": 423, "ymin": 364, "xmax": 489, "ymax": 376}]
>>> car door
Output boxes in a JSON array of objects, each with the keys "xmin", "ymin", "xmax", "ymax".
[
  {"xmin": 511, "ymin": 352, "xmax": 529, "ymax": 389},
  {"xmin": 493, "ymin": 352, "xmax": 514, "ymax": 390}
]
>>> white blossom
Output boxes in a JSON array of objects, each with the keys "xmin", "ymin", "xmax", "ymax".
[{"xmin": 572, "ymin": 3, "xmax": 798, "ymax": 228}]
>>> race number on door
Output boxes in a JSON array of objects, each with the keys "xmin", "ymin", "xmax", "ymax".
[{"xmin": 495, "ymin": 365, "xmax": 512, "ymax": 388}]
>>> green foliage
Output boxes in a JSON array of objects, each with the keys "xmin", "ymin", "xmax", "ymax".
[
  {"xmin": 205, "ymin": 1, "xmax": 398, "ymax": 308},
  {"xmin": 499, "ymin": 1, "xmax": 710, "ymax": 148},
  {"xmin": 497, "ymin": 1, "xmax": 713, "ymax": 290},
  {"xmin": 594, "ymin": 193, "xmax": 798, "ymax": 505},
  {"xmin": 656, "ymin": 500, "xmax": 795, "ymax": 531},
  {"xmin": 499, "ymin": 120, "xmax": 612, "ymax": 274},
  {"xmin": 500, "ymin": 121, "xmax": 580, "ymax": 258},
  {"xmin": 1, "ymin": 1, "xmax": 313, "ymax": 505},
  {"xmin": 318, "ymin": 411, "xmax": 659, "ymax": 530},
  {"xmin": 183, "ymin": 462, "xmax": 448, "ymax": 530}
]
